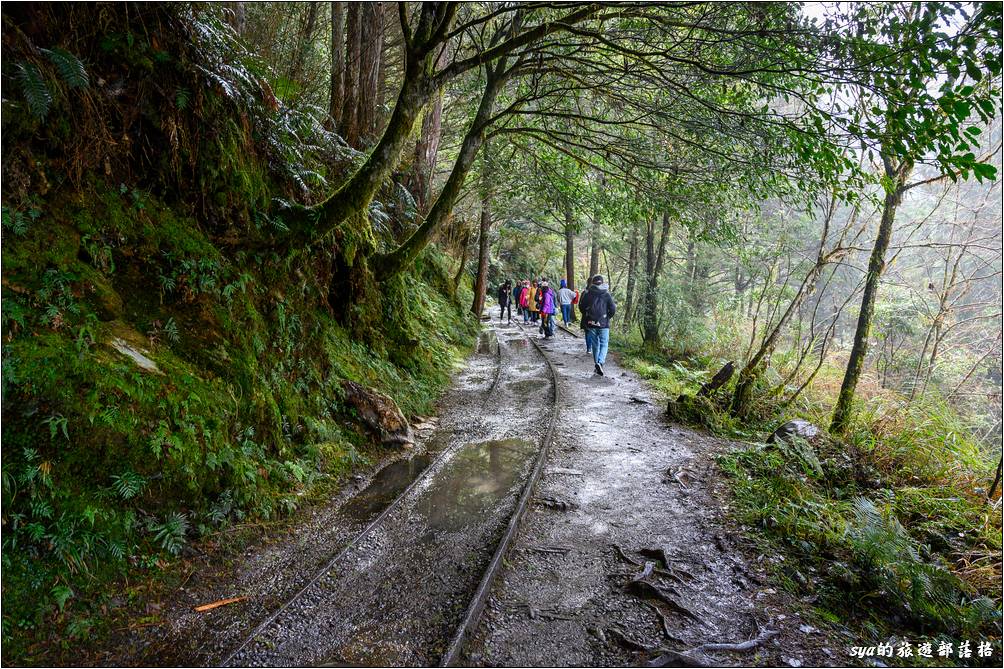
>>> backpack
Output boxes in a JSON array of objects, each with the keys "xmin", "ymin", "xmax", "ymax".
[{"xmin": 572, "ymin": 290, "xmax": 579, "ymax": 305}]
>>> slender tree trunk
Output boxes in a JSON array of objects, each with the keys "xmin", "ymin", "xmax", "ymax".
[
  {"xmin": 290, "ymin": 2, "xmax": 320, "ymax": 89},
  {"xmin": 642, "ymin": 212, "xmax": 671, "ymax": 348},
  {"xmin": 623, "ymin": 221, "xmax": 639, "ymax": 330},
  {"xmin": 472, "ymin": 177, "xmax": 492, "ymax": 316},
  {"xmin": 451, "ymin": 226, "xmax": 470, "ymax": 298},
  {"xmin": 358, "ymin": 2, "xmax": 383, "ymax": 143},
  {"xmin": 340, "ymin": 2, "xmax": 362, "ymax": 146},
  {"xmin": 731, "ymin": 255, "xmax": 837, "ymax": 416},
  {"xmin": 564, "ymin": 203, "xmax": 576, "ymax": 290},
  {"xmin": 409, "ymin": 46, "xmax": 449, "ymax": 214},
  {"xmin": 830, "ymin": 156, "xmax": 912, "ymax": 433},
  {"xmin": 223, "ymin": 2, "xmax": 245, "ymax": 34},
  {"xmin": 588, "ymin": 201, "xmax": 601, "ymax": 280},
  {"xmin": 327, "ymin": 2, "xmax": 345, "ymax": 130}
]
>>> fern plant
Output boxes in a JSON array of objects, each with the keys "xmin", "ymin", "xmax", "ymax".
[
  {"xmin": 42, "ymin": 48, "xmax": 88, "ymax": 89},
  {"xmin": 15, "ymin": 61, "xmax": 51, "ymax": 121},
  {"xmin": 110, "ymin": 471, "xmax": 146, "ymax": 500},
  {"xmin": 151, "ymin": 511, "xmax": 188, "ymax": 556}
]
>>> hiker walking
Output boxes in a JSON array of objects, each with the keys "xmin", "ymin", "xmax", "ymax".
[
  {"xmin": 519, "ymin": 280, "xmax": 531, "ymax": 323},
  {"xmin": 512, "ymin": 281, "xmax": 523, "ymax": 319},
  {"xmin": 528, "ymin": 280, "xmax": 539, "ymax": 323},
  {"xmin": 538, "ymin": 280, "xmax": 556, "ymax": 338},
  {"xmin": 497, "ymin": 280, "xmax": 512, "ymax": 323},
  {"xmin": 557, "ymin": 279, "xmax": 574, "ymax": 327},
  {"xmin": 578, "ymin": 274, "xmax": 616, "ymax": 376}
]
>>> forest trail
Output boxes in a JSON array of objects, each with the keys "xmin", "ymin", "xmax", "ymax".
[
  {"xmin": 98, "ymin": 319, "xmax": 846, "ymax": 667},
  {"xmin": 464, "ymin": 317, "xmax": 846, "ymax": 667}
]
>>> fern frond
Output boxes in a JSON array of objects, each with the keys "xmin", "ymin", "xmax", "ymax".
[
  {"xmin": 43, "ymin": 48, "xmax": 89, "ymax": 89},
  {"xmin": 16, "ymin": 62, "xmax": 52, "ymax": 120}
]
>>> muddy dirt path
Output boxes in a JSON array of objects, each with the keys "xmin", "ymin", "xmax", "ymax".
[
  {"xmin": 462, "ymin": 318, "xmax": 847, "ymax": 667},
  {"xmin": 101, "ymin": 319, "xmax": 849, "ymax": 667}
]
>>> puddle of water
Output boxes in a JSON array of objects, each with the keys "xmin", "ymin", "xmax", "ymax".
[
  {"xmin": 477, "ymin": 330, "xmax": 498, "ymax": 354},
  {"xmin": 414, "ymin": 438, "xmax": 536, "ymax": 532},
  {"xmin": 340, "ymin": 455, "xmax": 436, "ymax": 521},
  {"xmin": 508, "ymin": 378, "xmax": 548, "ymax": 396},
  {"xmin": 339, "ymin": 429, "xmax": 456, "ymax": 522}
]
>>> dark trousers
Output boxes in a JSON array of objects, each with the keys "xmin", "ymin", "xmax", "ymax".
[{"xmin": 499, "ymin": 302, "xmax": 511, "ymax": 321}]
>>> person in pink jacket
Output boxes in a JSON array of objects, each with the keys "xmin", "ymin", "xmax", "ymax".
[{"xmin": 538, "ymin": 280, "xmax": 557, "ymax": 338}]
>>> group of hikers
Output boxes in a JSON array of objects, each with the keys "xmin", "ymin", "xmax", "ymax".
[{"xmin": 495, "ymin": 274, "xmax": 616, "ymax": 376}]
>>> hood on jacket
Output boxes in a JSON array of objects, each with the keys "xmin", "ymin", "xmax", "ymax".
[{"xmin": 560, "ymin": 279, "xmax": 567, "ymax": 288}]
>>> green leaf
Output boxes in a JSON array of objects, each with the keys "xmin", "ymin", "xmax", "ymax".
[{"xmin": 964, "ymin": 60, "xmax": 983, "ymax": 82}]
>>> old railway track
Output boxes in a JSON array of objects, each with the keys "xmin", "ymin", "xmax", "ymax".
[{"xmin": 219, "ymin": 321, "xmax": 560, "ymax": 667}]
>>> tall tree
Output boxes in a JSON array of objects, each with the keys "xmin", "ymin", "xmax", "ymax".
[
  {"xmin": 563, "ymin": 202, "xmax": 576, "ymax": 290},
  {"xmin": 358, "ymin": 1, "xmax": 384, "ymax": 143},
  {"xmin": 327, "ymin": 2, "xmax": 345, "ymax": 131},
  {"xmin": 829, "ymin": 3, "xmax": 1000, "ymax": 432},
  {"xmin": 641, "ymin": 211, "xmax": 672, "ymax": 349},
  {"xmin": 340, "ymin": 1, "xmax": 362, "ymax": 147}
]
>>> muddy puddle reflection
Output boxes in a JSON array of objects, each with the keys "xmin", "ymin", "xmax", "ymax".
[
  {"xmin": 339, "ymin": 431, "xmax": 455, "ymax": 523},
  {"xmin": 415, "ymin": 438, "xmax": 535, "ymax": 532},
  {"xmin": 340, "ymin": 455, "xmax": 435, "ymax": 520}
]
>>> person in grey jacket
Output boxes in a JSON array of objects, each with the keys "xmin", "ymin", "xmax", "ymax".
[{"xmin": 577, "ymin": 275, "xmax": 616, "ymax": 376}]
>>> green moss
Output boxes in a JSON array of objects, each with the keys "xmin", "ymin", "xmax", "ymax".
[{"xmin": 1, "ymin": 179, "xmax": 477, "ymax": 659}]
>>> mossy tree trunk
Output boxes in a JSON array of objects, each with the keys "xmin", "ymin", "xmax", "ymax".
[
  {"xmin": 372, "ymin": 59, "xmax": 505, "ymax": 281},
  {"xmin": 472, "ymin": 181, "xmax": 492, "ymax": 317},
  {"xmin": 830, "ymin": 154, "xmax": 913, "ymax": 434}
]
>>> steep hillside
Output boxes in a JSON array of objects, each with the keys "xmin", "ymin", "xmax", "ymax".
[{"xmin": 1, "ymin": 3, "xmax": 476, "ymax": 654}]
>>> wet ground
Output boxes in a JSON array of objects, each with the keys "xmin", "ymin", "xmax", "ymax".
[
  {"xmin": 463, "ymin": 317, "xmax": 848, "ymax": 667},
  {"xmin": 98, "ymin": 316, "xmax": 851, "ymax": 667}
]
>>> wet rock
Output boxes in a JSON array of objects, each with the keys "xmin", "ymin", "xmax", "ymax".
[
  {"xmin": 536, "ymin": 495, "xmax": 576, "ymax": 511},
  {"xmin": 767, "ymin": 419, "xmax": 820, "ymax": 444},
  {"xmin": 341, "ymin": 380, "xmax": 414, "ymax": 446},
  {"xmin": 110, "ymin": 337, "xmax": 161, "ymax": 373}
]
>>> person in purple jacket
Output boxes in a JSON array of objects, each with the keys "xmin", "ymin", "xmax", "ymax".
[{"xmin": 538, "ymin": 280, "xmax": 557, "ymax": 338}]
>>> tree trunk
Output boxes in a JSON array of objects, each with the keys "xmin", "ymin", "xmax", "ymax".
[
  {"xmin": 830, "ymin": 156, "xmax": 912, "ymax": 434},
  {"xmin": 588, "ymin": 206, "xmax": 601, "ymax": 280},
  {"xmin": 358, "ymin": 2, "xmax": 384, "ymax": 143},
  {"xmin": 340, "ymin": 2, "xmax": 362, "ymax": 146},
  {"xmin": 327, "ymin": 2, "xmax": 345, "ymax": 130},
  {"xmin": 409, "ymin": 46, "xmax": 449, "ymax": 214},
  {"xmin": 641, "ymin": 212, "xmax": 671, "ymax": 349},
  {"xmin": 564, "ymin": 203, "xmax": 576, "ymax": 290},
  {"xmin": 472, "ymin": 182, "xmax": 492, "ymax": 316},
  {"xmin": 290, "ymin": 2, "xmax": 320, "ymax": 90},
  {"xmin": 623, "ymin": 221, "xmax": 639, "ymax": 330},
  {"xmin": 451, "ymin": 226, "xmax": 470, "ymax": 298},
  {"xmin": 373, "ymin": 62, "xmax": 504, "ymax": 280},
  {"xmin": 223, "ymin": 2, "xmax": 245, "ymax": 34}
]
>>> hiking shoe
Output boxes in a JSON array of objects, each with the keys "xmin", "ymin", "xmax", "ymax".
[{"xmin": 594, "ymin": 363, "xmax": 603, "ymax": 375}]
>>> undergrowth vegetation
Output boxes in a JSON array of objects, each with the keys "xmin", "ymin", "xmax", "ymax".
[
  {"xmin": 1, "ymin": 4, "xmax": 476, "ymax": 660},
  {"xmin": 612, "ymin": 327, "xmax": 1002, "ymax": 655}
]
